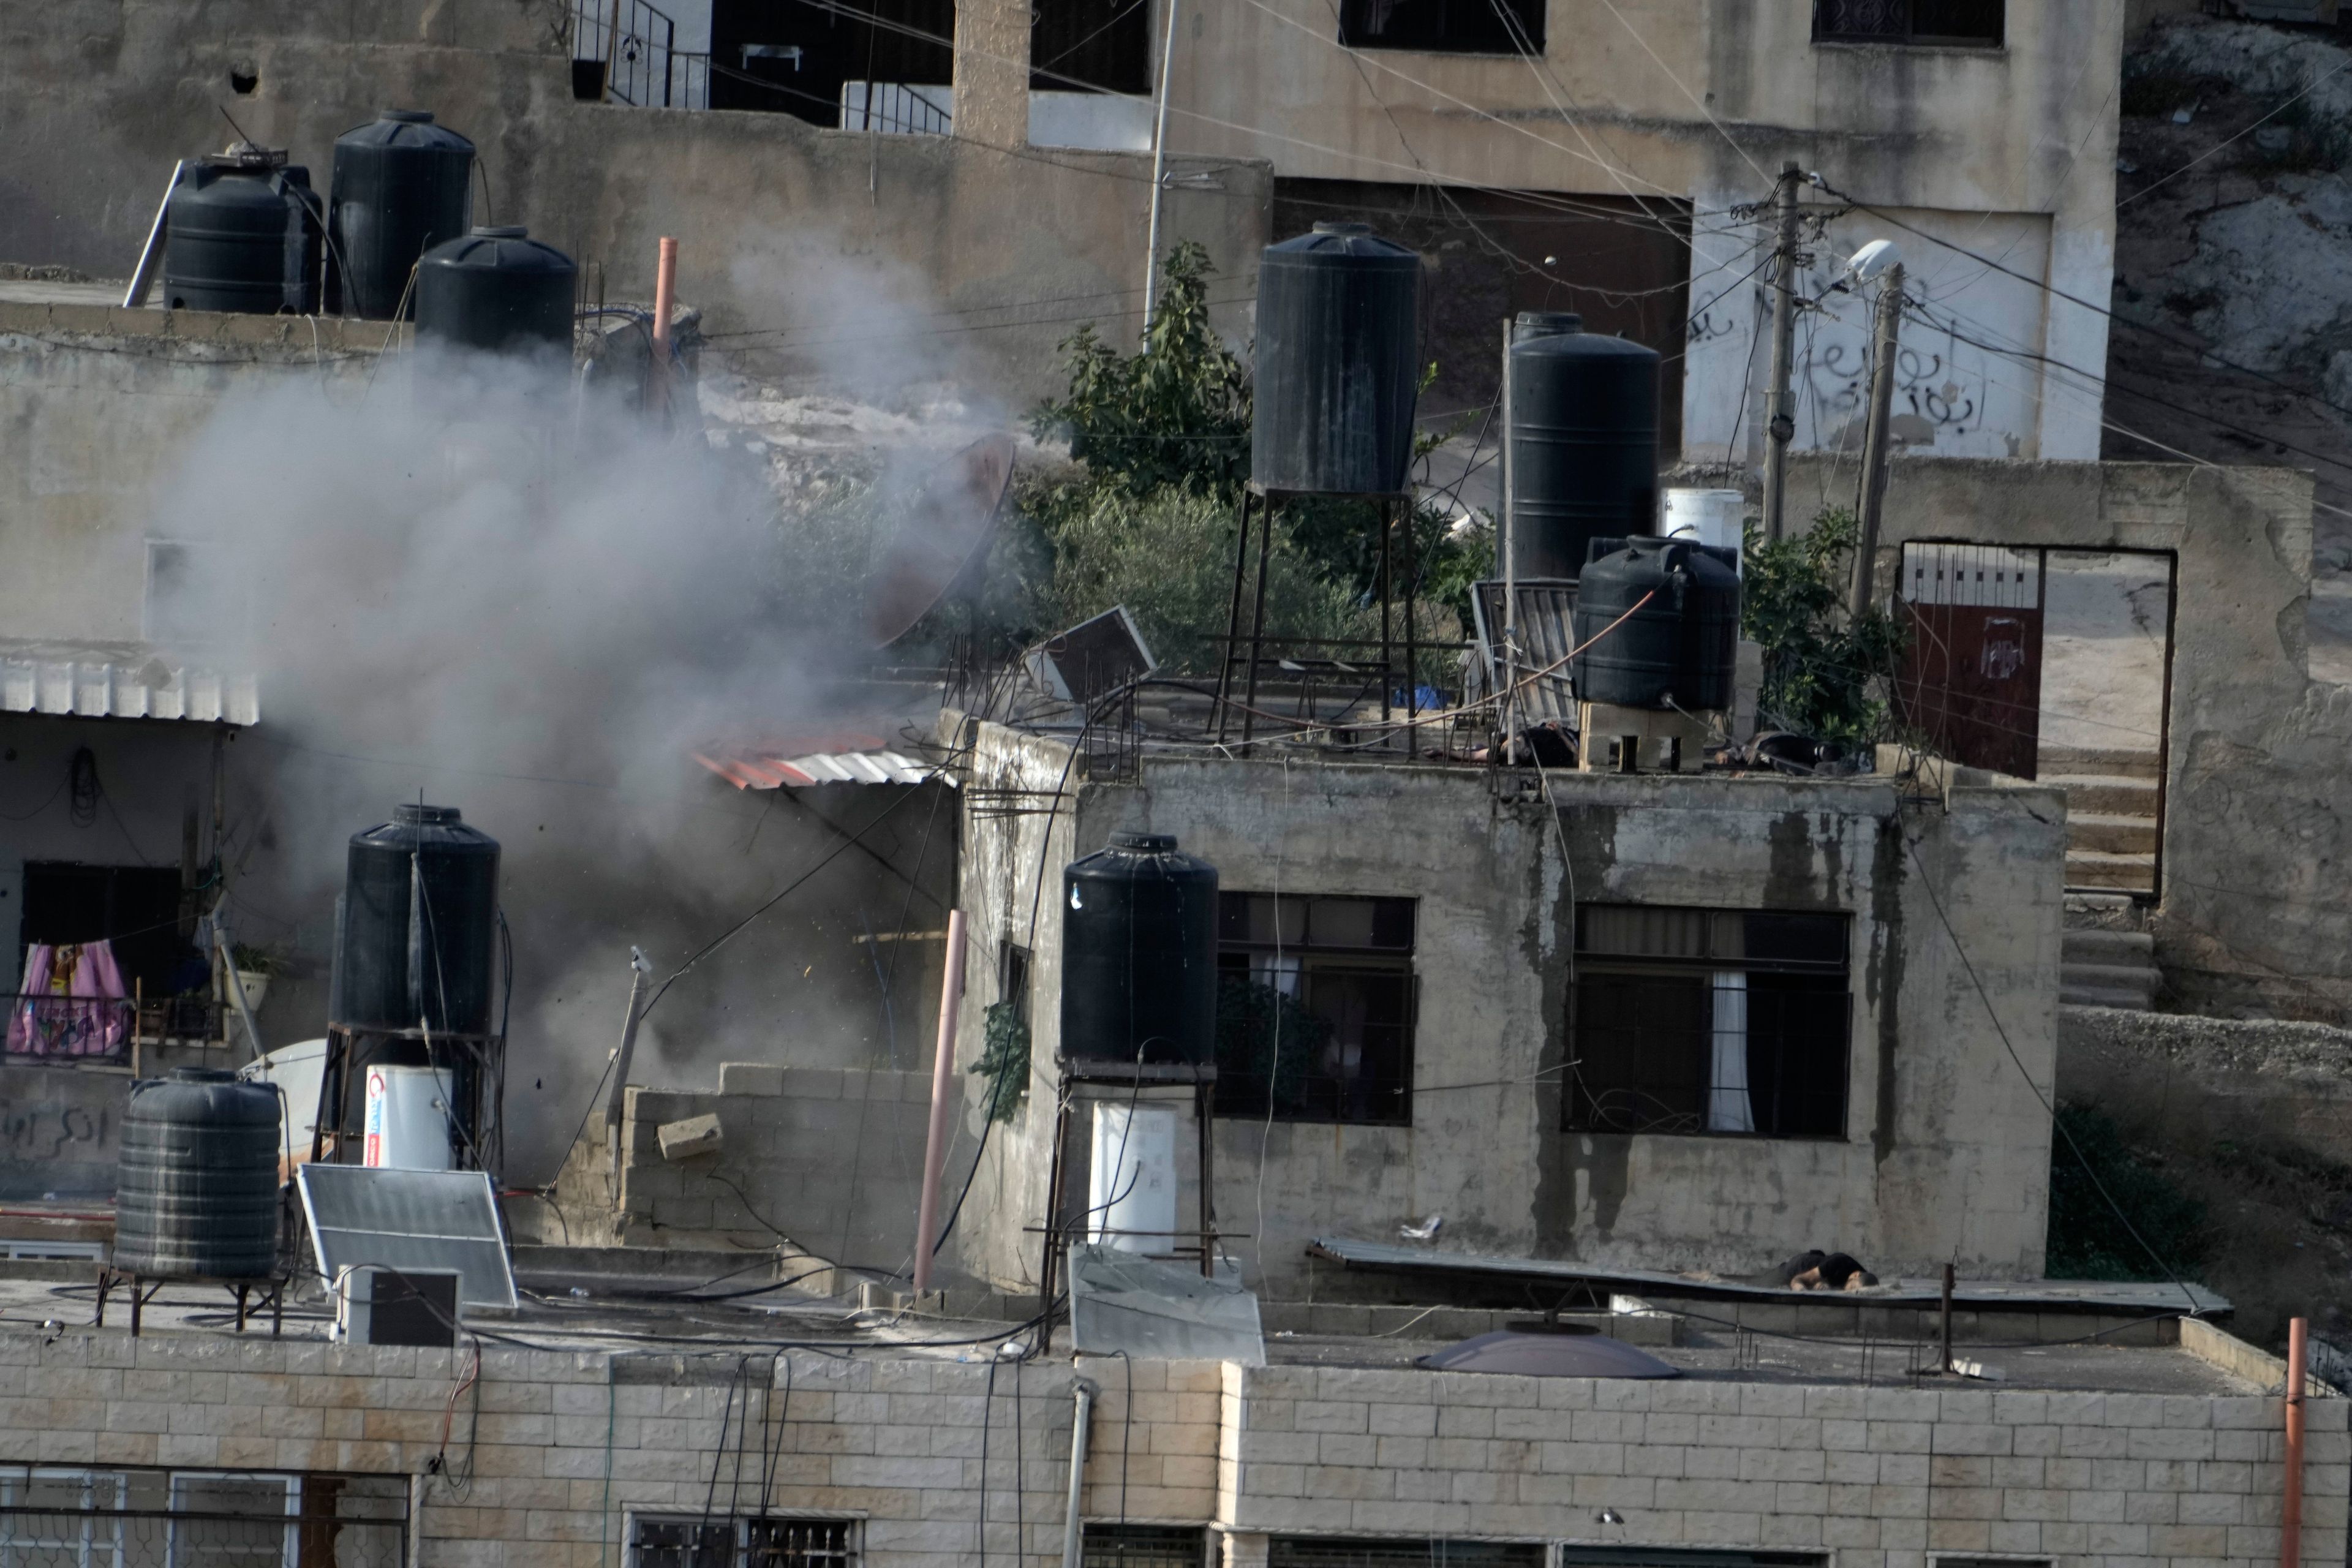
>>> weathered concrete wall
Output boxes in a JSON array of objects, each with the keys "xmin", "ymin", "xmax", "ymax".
[
  {"xmin": 948, "ymin": 719, "xmax": 2065, "ymax": 1298},
  {"xmin": 0, "ymin": 1327, "xmax": 2338, "ymax": 1568},
  {"xmin": 0, "ymin": 1063, "xmax": 125, "ymax": 1202},
  {"xmin": 0, "ymin": 2, "xmax": 1270, "ymax": 402},
  {"xmin": 1798, "ymin": 455, "xmax": 2348, "ymax": 1022},
  {"xmin": 2058, "ymin": 1003, "xmax": 2352, "ymax": 1169}
]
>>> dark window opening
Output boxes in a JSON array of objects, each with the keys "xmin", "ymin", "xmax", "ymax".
[
  {"xmin": 1215, "ymin": 893, "xmax": 1415, "ymax": 1126},
  {"xmin": 1813, "ymin": 0, "xmax": 2002, "ymax": 46},
  {"xmin": 1565, "ymin": 905, "xmax": 1852, "ymax": 1139},
  {"xmin": 1270, "ymin": 1541, "xmax": 1545, "ymax": 1568},
  {"xmin": 1031, "ymin": 0, "xmax": 1150, "ymax": 92},
  {"xmin": 1000, "ymin": 940, "xmax": 1033, "ymax": 1025},
  {"xmin": 19, "ymin": 862, "xmax": 197, "ymax": 998},
  {"xmin": 0, "ymin": 1465, "xmax": 408, "ymax": 1568},
  {"xmin": 1084, "ymin": 1525, "xmax": 1209, "ymax": 1568},
  {"xmin": 1337, "ymin": 0, "xmax": 1544, "ymax": 53},
  {"xmin": 709, "ymin": 0, "xmax": 954, "ymax": 124}
]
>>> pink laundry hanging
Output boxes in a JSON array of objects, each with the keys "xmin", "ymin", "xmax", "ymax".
[{"xmin": 7, "ymin": 940, "xmax": 130, "ymax": 1055}]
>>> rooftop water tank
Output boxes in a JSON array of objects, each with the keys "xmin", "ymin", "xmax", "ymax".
[
  {"xmin": 1507, "ymin": 325, "xmax": 1659, "ymax": 579},
  {"xmin": 1511, "ymin": 310, "xmax": 1582, "ymax": 343},
  {"xmin": 328, "ymin": 110, "xmax": 475, "ymax": 320},
  {"xmin": 1061, "ymin": 832, "xmax": 1218, "ymax": 1065},
  {"xmin": 415, "ymin": 227, "xmax": 576, "ymax": 357},
  {"xmin": 1571, "ymin": 537, "xmax": 1740, "ymax": 710},
  {"xmin": 162, "ymin": 146, "xmax": 321, "ymax": 315},
  {"xmin": 330, "ymin": 804, "xmax": 501, "ymax": 1037},
  {"xmin": 113, "ymin": 1068, "xmax": 282, "ymax": 1279},
  {"xmin": 1251, "ymin": 223, "xmax": 1421, "ymax": 496}
]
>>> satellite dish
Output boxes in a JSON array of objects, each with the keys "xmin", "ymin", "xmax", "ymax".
[{"xmin": 867, "ymin": 433, "xmax": 1017, "ymax": 648}]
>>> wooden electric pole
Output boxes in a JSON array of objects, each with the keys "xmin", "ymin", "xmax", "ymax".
[
  {"xmin": 1762, "ymin": 161, "xmax": 1802, "ymax": 543},
  {"xmin": 1850, "ymin": 262, "xmax": 1904, "ymax": 620}
]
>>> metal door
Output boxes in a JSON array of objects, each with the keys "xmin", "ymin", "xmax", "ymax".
[{"xmin": 1894, "ymin": 543, "xmax": 2045, "ymax": 779}]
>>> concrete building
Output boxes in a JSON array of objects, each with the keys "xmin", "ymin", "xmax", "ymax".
[
  {"xmin": 938, "ymin": 709, "xmax": 2067, "ymax": 1304},
  {"xmin": 0, "ymin": 1274, "xmax": 2335, "ymax": 1568}
]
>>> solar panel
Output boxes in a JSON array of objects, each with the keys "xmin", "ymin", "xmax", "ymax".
[
  {"xmin": 295, "ymin": 1164, "xmax": 518, "ymax": 1311},
  {"xmin": 1067, "ymin": 1242, "xmax": 1264, "ymax": 1365}
]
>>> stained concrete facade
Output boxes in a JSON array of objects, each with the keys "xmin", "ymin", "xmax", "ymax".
[
  {"xmin": 943, "ymin": 717, "xmax": 2066, "ymax": 1302},
  {"xmin": 1797, "ymin": 454, "xmax": 2349, "ymax": 1022}
]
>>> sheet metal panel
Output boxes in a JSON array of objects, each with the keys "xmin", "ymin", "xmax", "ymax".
[
  {"xmin": 0, "ymin": 641, "xmax": 258, "ymax": 726},
  {"xmin": 1068, "ymin": 1242, "xmax": 1266, "ymax": 1365},
  {"xmin": 1471, "ymin": 579, "xmax": 1579, "ymax": 729},
  {"xmin": 692, "ymin": 729, "xmax": 947, "ymax": 790}
]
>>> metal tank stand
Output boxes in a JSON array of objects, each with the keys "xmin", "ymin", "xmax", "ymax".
[
  {"xmin": 1031, "ymin": 1058, "xmax": 1223, "ymax": 1348},
  {"xmin": 94, "ymin": 1268, "xmax": 285, "ymax": 1338},
  {"xmin": 1214, "ymin": 483, "xmax": 1420, "ymax": 755}
]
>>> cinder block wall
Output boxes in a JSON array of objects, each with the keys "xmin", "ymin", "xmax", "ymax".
[{"xmin": 616, "ymin": 1066, "xmax": 931, "ymax": 1268}]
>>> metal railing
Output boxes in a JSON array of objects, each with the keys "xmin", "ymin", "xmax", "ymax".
[
  {"xmin": 575, "ymin": 0, "xmax": 707, "ymax": 107},
  {"xmin": 842, "ymin": 81, "xmax": 953, "ymax": 135}
]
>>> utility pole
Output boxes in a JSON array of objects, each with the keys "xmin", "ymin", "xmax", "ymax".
[
  {"xmin": 1762, "ymin": 161, "xmax": 1802, "ymax": 543},
  {"xmin": 1850, "ymin": 260, "xmax": 1904, "ymax": 620},
  {"xmin": 1141, "ymin": 0, "xmax": 1183, "ymax": 323}
]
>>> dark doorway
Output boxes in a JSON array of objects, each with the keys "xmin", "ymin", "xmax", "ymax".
[
  {"xmin": 710, "ymin": 0, "xmax": 954, "ymax": 123},
  {"xmin": 18, "ymin": 863, "xmax": 192, "ymax": 997},
  {"xmin": 1270, "ymin": 180, "xmax": 1692, "ymax": 453}
]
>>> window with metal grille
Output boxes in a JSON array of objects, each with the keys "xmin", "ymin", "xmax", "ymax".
[
  {"xmin": 1214, "ymin": 894, "xmax": 1416, "ymax": 1126},
  {"xmin": 1082, "ymin": 1525, "xmax": 1209, "ymax": 1568},
  {"xmin": 1268, "ymin": 1539, "xmax": 1545, "ymax": 1568},
  {"xmin": 1566, "ymin": 905, "xmax": 1852, "ymax": 1139},
  {"xmin": 1336, "ymin": 0, "xmax": 1544, "ymax": 55},
  {"xmin": 629, "ymin": 1516, "xmax": 858, "ymax": 1568},
  {"xmin": 0, "ymin": 1466, "xmax": 407, "ymax": 1568},
  {"xmin": 1813, "ymin": 0, "xmax": 2003, "ymax": 45}
]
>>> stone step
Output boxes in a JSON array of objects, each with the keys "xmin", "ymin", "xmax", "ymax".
[
  {"xmin": 2042, "ymin": 772, "xmax": 2160, "ymax": 815},
  {"xmin": 2060, "ymin": 960, "xmax": 2159, "ymax": 999},
  {"xmin": 2067, "ymin": 849, "xmax": 2159, "ymax": 892},
  {"xmin": 2066, "ymin": 811, "xmax": 2160, "ymax": 856},
  {"xmin": 2062, "ymin": 984, "xmax": 2160, "ymax": 1011},
  {"xmin": 2041, "ymin": 746, "xmax": 2164, "ymax": 781},
  {"xmin": 2062, "ymin": 928, "xmax": 2156, "ymax": 962}
]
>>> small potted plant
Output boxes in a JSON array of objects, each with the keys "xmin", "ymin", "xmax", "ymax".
[{"xmin": 228, "ymin": 943, "xmax": 281, "ymax": 1014}]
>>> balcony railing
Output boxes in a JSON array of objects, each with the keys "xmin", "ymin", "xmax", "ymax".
[
  {"xmin": 3, "ymin": 994, "xmax": 229, "ymax": 1060},
  {"xmin": 575, "ymin": 0, "xmax": 710, "ymax": 108}
]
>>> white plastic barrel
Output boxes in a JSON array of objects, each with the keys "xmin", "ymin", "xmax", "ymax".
[
  {"xmin": 1660, "ymin": 488, "xmax": 1747, "ymax": 575},
  {"xmin": 362, "ymin": 1064, "xmax": 454, "ymax": 1171},
  {"xmin": 1088, "ymin": 1103, "xmax": 1177, "ymax": 1253}
]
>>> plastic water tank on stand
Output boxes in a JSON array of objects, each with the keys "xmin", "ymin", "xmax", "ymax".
[
  {"xmin": 330, "ymin": 804, "xmax": 500, "ymax": 1038},
  {"xmin": 328, "ymin": 110, "xmax": 475, "ymax": 320},
  {"xmin": 363, "ymin": 1065, "xmax": 455, "ymax": 1170},
  {"xmin": 1060, "ymin": 832, "xmax": 1218, "ymax": 1065},
  {"xmin": 113, "ymin": 1068, "xmax": 282, "ymax": 1278},
  {"xmin": 414, "ymin": 227, "xmax": 577, "ymax": 357},
  {"xmin": 1507, "ymin": 324, "xmax": 1660, "ymax": 579},
  {"xmin": 1087, "ymin": 1102, "xmax": 1178, "ymax": 1253},
  {"xmin": 1571, "ymin": 537, "xmax": 1741, "ymax": 710},
  {"xmin": 1251, "ymin": 223, "xmax": 1422, "ymax": 496},
  {"xmin": 162, "ymin": 146, "xmax": 322, "ymax": 315}
]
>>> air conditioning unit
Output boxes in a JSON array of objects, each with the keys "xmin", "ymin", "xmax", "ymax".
[{"xmin": 334, "ymin": 1266, "xmax": 459, "ymax": 1347}]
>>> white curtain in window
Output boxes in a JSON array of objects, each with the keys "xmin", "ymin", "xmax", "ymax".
[{"xmin": 1708, "ymin": 971, "xmax": 1753, "ymax": 1133}]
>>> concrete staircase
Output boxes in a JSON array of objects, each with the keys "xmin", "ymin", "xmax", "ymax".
[
  {"xmin": 2039, "ymin": 746, "xmax": 2161, "ymax": 894},
  {"xmin": 2060, "ymin": 924, "xmax": 2162, "ymax": 1010}
]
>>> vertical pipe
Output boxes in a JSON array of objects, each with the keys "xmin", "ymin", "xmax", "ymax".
[
  {"xmin": 650, "ymin": 236, "xmax": 678, "ymax": 421},
  {"xmin": 1061, "ymin": 1377, "xmax": 1097, "ymax": 1568},
  {"xmin": 913, "ymin": 908, "xmax": 971, "ymax": 1298},
  {"xmin": 1939, "ymin": 1262, "xmax": 1954, "ymax": 1374},
  {"xmin": 1850, "ymin": 263, "xmax": 1903, "ymax": 620},
  {"xmin": 1762, "ymin": 162, "xmax": 1801, "ymax": 543},
  {"xmin": 1499, "ymin": 321, "xmax": 1516, "ymax": 757},
  {"xmin": 1403, "ymin": 497, "xmax": 1419, "ymax": 749},
  {"xmin": 1141, "ymin": 0, "xmax": 1183, "ymax": 321},
  {"xmin": 2285, "ymin": 1314, "xmax": 2308, "ymax": 1568}
]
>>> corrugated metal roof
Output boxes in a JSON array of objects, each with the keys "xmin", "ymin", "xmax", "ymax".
[
  {"xmin": 692, "ymin": 730, "xmax": 949, "ymax": 790},
  {"xmin": 0, "ymin": 640, "xmax": 258, "ymax": 726},
  {"xmin": 1471, "ymin": 581, "xmax": 1578, "ymax": 728}
]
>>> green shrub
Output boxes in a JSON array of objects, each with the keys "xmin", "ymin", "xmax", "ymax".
[
  {"xmin": 2045, "ymin": 1104, "xmax": 2209, "ymax": 1281},
  {"xmin": 1741, "ymin": 508, "xmax": 1907, "ymax": 748}
]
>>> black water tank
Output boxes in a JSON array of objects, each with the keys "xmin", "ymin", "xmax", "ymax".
[
  {"xmin": 1511, "ymin": 311, "xmax": 1582, "ymax": 343},
  {"xmin": 113, "ymin": 1068, "xmax": 281, "ymax": 1278},
  {"xmin": 328, "ymin": 110, "xmax": 475, "ymax": 320},
  {"xmin": 1060, "ymin": 832, "xmax": 1218, "ymax": 1065},
  {"xmin": 330, "ymin": 804, "xmax": 502, "ymax": 1036},
  {"xmin": 415, "ymin": 227, "xmax": 576, "ymax": 357},
  {"xmin": 1571, "ymin": 537, "xmax": 1740, "ymax": 710},
  {"xmin": 1251, "ymin": 223, "xmax": 1421, "ymax": 496},
  {"xmin": 162, "ymin": 148, "xmax": 321, "ymax": 315},
  {"xmin": 1507, "ymin": 326, "xmax": 1660, "ymax": 579}
]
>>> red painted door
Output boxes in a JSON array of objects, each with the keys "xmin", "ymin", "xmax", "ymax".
[{"xmin": 1894, "ymin": 543, "xmax": 2045, "ymax": 780}]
